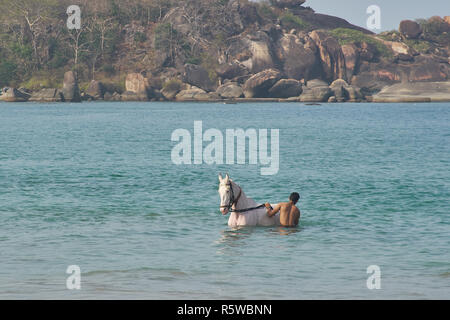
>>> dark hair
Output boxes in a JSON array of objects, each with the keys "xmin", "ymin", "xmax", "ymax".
[{"xmin": 289, "ymin": 192, "xmax": 300, "ymax": 204}]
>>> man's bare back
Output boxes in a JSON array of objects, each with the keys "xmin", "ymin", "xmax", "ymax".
[{"xmin": 265, "ymin": 193, "xmax": 301, "ymax": 227}]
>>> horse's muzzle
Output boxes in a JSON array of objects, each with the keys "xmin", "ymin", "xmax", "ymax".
[{"xmin": 220, "ymin": 207, "xmax": 229, "ymax": 215}]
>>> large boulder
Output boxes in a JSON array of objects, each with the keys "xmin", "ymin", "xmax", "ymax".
[
  {"xmin": 445, "ymin": 16, "xmax": 450, "ymax": 25},
  {"xmin": 341, "ymin": 44, "xmax": 360, "ymax": 80},
  {"xmin": 176, "ymin": 86, "xmax": 215, "ymax": 101},
  {"xmin": 275, "ymin": 33, "xmax": 320, "ymax": 80},
  {"xmin": 85, "ymin": 80, "xmax": 105, "ymax": 100},
  {"xmin": 216, "ymin": 82, "xmax": 244, "ymax": 99},
  {"xmin": 183, "ymin": 64, "xmax": 217, "ymax": 92},
  {"xmin": 268, "ymin": 79, "xmax": 303, "ymax": 98},
  {"xmin": 309, "ymin": 30, "xmax": 347, "ymax": 82},
  {"xmin": 299, "ymin": 79, "xmax": 332, "ymax": 102},
  {"xmin": 329, "ymin": 79, "xmax": 364, "ymax": 102},
  {"xmin": 372, "ymin": 81, "xmax": 450, "ymax": 102},
  {"xmin": 0, "ymin": 87, "xmax": 30, "ymax": 102},
  {"xmin": 399, "ymin": 20, "xmax": 422, "ymax": 39},
  {"xmin": 61, "ymin": 71, "xmax": 81, "ymax": 102},
  {"xmin": 29, "ymin": 88, "xmax": 64, "ymax": 102},
  {"xmin": 216, "ymin": 62, "xmax": 249, "ymax": 80},
  {"xmin": 226, "ymin": 31, "xmax": 276, "ymax": 73},
  {"xmin": 243, "ymin": 69, "xmax": 282, "ymax": 98},
  {"xmin": 126, "ymin": 73, "xmax": 148, "ymax": 94}
]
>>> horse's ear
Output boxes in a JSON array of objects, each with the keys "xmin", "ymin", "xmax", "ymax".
[
  {"xmin": 225, "ymin": 174, "xmax": 230, "ymax": 183},
  {"xmin": 218, "ymin": 173, "xmax": 223, "ymax": 182}
]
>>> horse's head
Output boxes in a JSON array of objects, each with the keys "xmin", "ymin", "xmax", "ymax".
[{"xmin": 218, "ymin": 174, "xmax": 232, "ymax": 215}]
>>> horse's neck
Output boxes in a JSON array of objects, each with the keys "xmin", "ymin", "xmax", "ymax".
[{"xmin": 232, "ymin": 183, "xmax": 257, "ymax": 212}]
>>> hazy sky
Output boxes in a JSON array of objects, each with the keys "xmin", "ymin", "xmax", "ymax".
[
  {"xmin": 255, "ymin": 0, "xmax": 450, "ymax": 32},
  {"xmin": 305, "ymin": 0, "xmax": 450, "ymax": 32}
]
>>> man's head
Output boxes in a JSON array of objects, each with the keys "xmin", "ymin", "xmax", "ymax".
[{"xmin": 289, "ymin": 192, "xmax": 300, "ymax": 204}]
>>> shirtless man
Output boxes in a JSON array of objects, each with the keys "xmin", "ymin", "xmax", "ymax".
[{"xmin": 265, "ymin": 192, "xmax": 301, "ymax": 227}]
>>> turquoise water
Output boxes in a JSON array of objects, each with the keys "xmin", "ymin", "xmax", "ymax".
[{"xmin": 0, "ymin": 101, "xmax": 449, "ymax": 299}]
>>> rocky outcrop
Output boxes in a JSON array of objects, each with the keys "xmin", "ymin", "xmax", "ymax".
[
  {"xmin": 243, "ymin": 69, "xmax": 282, "ymax": 98},
  {"xmin": 216, "ymin": 82, "xmax": 244, "ymax": 99},
  {"xmin": 309, "ymin": 30, "xmax": 347, "ymax": 82},
  {"xmin": 216, "ymin": 62, "xmax": 249, "ymax": 80},
  {"xmin": 126, "ymin": 73, "xmax": 149, "ymax": 95},
  {"xmin": 29, "ymin": 88, "xmax": 64, "ymax": 102},
  {"xmin": 227, "ymin": 31, "xmax": 276, "ymax": 73},
  {"xmin": 176, "ymin": 86, "xmax": 219, "ymax": 101},
  {"xmin": 61, "ymin": 71, "xmax": 81, "ymax": 102},
  {"xmin": 183, "ymin": 64, "xmax": 217, "ymax": 92},
  {"xmin": 0, "ymin": 87, "xmax": 30, "ymax": 102},
  {"xmin": 329, "ymin": 79, "xmax": 364, "ymax": 102},
  {"xmin": 342, "ymin": 44, "xmax": 359, "ymax": 80},
  {"xmin": 372, "ymin": 81, "xmax": 450, "ymax": 102},
  {"xmin": 268, "ymin": 79, "xmax": 302, "ymax": 98},
  {"xmin": 85, "ymin": 80, "xmax": 106, "ymax": 100},
  {"xmin": 399, "ymin": 20, "xmax": 422, "ymax": 39},
  {"xmin": 299, "ymin": 79, "xmax": 332, "ymax": 102},
  {"xmin": 275, "ymin": 33, "xmax": 320, "ymax": 80}
]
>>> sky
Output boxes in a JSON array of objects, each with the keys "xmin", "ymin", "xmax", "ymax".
[{"xmin": 255, "ymin": 0, "xmax": 450, "ymax": 32}]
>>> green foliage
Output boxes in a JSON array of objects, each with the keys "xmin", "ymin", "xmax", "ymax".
[
  {"xmin": 257, "ymin": 2, "xmax": 278, "ymax": 21},
  {"xmin": 329, "ymin": 28, "xmax": 393, "ymax": 58},
  {"xmin": 404, "ymin": 39, "xmax": 431, "ymax": 54},
  {"xmin": 280, "ymin": 11, "xmax": 310, "ymax": 30},
  {"xmin": 0, "ymin": 61, "xmax": 17, "ymax": 87},
  {"xmin": 134, "ymin": 31, "xmax": 147, "ymax": 43},
  {"xmin": 162, "ymin": 78, "xmax": 183, "ymax": 92}
]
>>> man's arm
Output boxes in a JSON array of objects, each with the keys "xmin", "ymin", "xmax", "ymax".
[{"xmin": 265, "ymin": 203, "xmax": 281, "ymax": 217}]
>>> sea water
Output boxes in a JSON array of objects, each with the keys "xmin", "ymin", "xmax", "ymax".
[{"xmin": 0, "ymin": 101, "xmax": 448, "ymax": 299}]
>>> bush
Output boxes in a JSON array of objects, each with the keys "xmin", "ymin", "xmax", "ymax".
[
  {"xmin": 163, "ymin": 78, "xmax": 183, "ymax": 92},
  {"xmin": 328, "ymin": 28, "xmax": 393, "ymax": 58},
  {"xmin": 0, "ymin": 61, "xmax": 17, "ymax": 87},
  {"xmin": 280, "ymin": 11, "xmax": 310, "ymax": 30}
]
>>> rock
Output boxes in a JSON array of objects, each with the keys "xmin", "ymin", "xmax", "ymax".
[
  {"xmin": 216, "ymin": 82, "xmax": 244, "ymax": 99},
  {"xmin": 216, "ymin": 62, "xmax": 249, "ymax": 80},
  {"xmin": 445, "ymin": 16, "xmax": 450, "ymax": 25},
  {"xmin": 161, "ymin": 87, "xmax": 180, "ymax": 100},
  {"xmin": 175, "ymin": 86, "xmax": 211, "ymax": 101},
  {"xmin": 243, "ymin": 69, "xmax": 282, "ymax": 98},
  {"xmin": 309, "ymin": 30, "xmax": 347, "ymax": 82},
  {"xmin": 271, "ymin": 0, "xmax": 306, "ymax": 8},
  {"xmin": 126, "ymin": 73, "xmax": 149, "ymax": 94},
  {"xmin": 227, "ymin": 31, "xmax": 276, "ymax": 73},
  {"xmin": 328, "ymin": 96, "xmax": 337, "ymax": 103},
  {"xmin": 103, "ymin": 92, "xmax": 113, "ymax": 101},
  {"xmin": 61, "ymin": 71, "xmax": 81, "ymax": 102},
  {"xmin": 399, "ymin": 20, "xmax": 422, "ymax": 39},
  {"xmin": 305, "ymin": 79, "xmax": 329, "ymax": 88},
  {"xmin": 121, "ymin": 91, "xmax": 148, "ymax": 101},
  {"xmin": 372, "ymin": 81, "xmax": 450, "ymax": 102},
  {"xmin": 299, "ymin": 80, "xmax": 332, "ymax": 102},
  {"xmin": 85, "ymin": 80, "xmax": 105, "ymax": 100},
  {"xmin": 183, "ymin": 64, "xmax": 217, "ymax": 92},
  {"xmin": 268, "ymin": 79, "xmax": 303, "ymax": 98},
  {"xmin": 329, "ymin": 79, "xmax": 363, "ymax": 102},
  {"xmin": 275, "ymin": 33, "xmax": 320, "ymax": 80},
  {"xmin": 0, "ymin": 87, "xmax": 30, "ymax": 102},
  {"xmin": 341, "ymin": 44, "xmax": 359, "ymax": 80},
  {"xmin": 359, "ymin": 41, "xmax": 377, "ymax": 62},
  {"xmin": 29, "ymin": 88, "xmax": 64, "ymax": 102}
]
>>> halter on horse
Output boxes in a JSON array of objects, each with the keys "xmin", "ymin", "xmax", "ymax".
[{"xmin": 220, "ymin": 180, "xmax": 266, "ymax": 214}]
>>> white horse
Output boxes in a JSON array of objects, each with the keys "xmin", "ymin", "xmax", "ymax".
[{"xmin": 218, "ymin": 174, "xmax": 280, "ymax": 227}]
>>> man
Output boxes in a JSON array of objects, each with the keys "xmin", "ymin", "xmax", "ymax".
[{"xmin": 265, "ymin": 192, "xmax": 301, "ymax": 227}]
